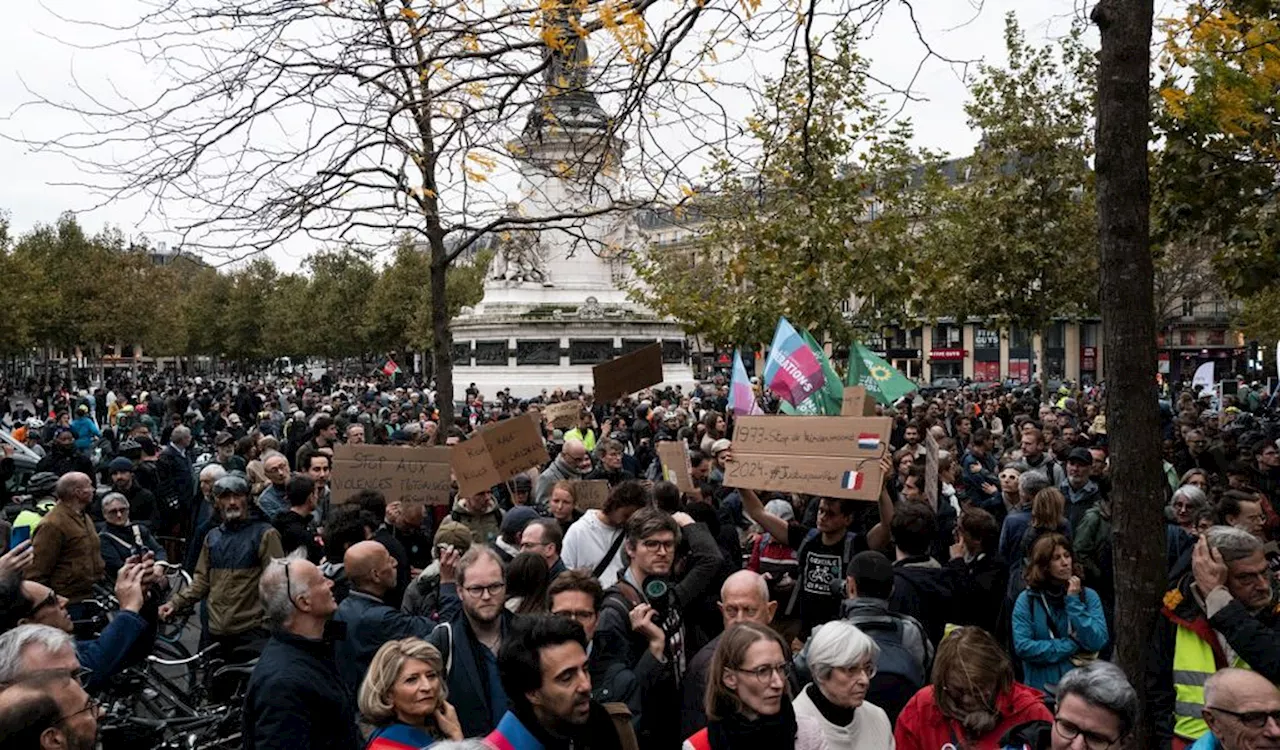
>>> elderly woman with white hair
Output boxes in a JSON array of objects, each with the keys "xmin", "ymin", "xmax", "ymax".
[{"xmin": 793, "ymin": 620, "xmax": 894, "ymax": 749}]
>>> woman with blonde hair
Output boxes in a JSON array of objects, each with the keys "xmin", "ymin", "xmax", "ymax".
[
  {"xmin": 684, "ymin": 622, "xmax": 826, "ymax": 750},
  {"xmin": 1011, "ymin": 487, "xmax": 1072, "ymax": 567},
  {"xmin": 359, "ymin": 638, "xmax": 462, "ymax": 749},
  {"xmin": 893, "ymin": 627, "xmax": 1052, "ymax": 749}
]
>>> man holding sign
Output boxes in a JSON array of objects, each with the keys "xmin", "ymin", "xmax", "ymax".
[{"xmin": 732, "ymin": 453, "xmax": 895, "ymax": 638}]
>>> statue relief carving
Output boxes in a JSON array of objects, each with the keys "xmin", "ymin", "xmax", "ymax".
[{"xmin": 488, "ymin": 203, "xmax": 553, "ymax": 286}]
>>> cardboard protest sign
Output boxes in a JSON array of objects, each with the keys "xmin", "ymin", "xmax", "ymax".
[
  {"xmin": 331, "ymin": 444, "xmax": 452, "ymax": 506},
  {"xmin": 840, "ymin": 386, "xmax": 878, "ymax": 416},
  {"xmin": 724, "ymin": 415, "xmax": 891, "ymax": 500},
  {"xmin": 450, "ymin": 413, "xmax": 550, "ymax": 497},
  {"xmin": 657, "ymin": 440, "xmax": 696, "ymax": 493},
  {"xmin": 543, "ymin": 400, "xmax": 582, "ymax": 429},
  {"xmin": 573, "ymin": 480, "xmax": 610, "ymax": 511},
  {"xmin": 593, "ymin": 343, "xmax": 663, "ymax": 403}
]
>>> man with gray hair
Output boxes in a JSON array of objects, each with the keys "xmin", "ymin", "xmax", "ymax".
[
  {"xmin": 1199, "ymin": 667, "xmax": 1280, "ymax": 749},
  {"xmin": 1046, "ymin": 661, "xmax": 1137, "ymax": 749},
  {"xmin": 242, "ymin": 552, "xmax": 357, "ymax": 750},
  {"xmin": 1152, "ymin": 526, "xmax": 1280, "ymax": 747},
  {"xmin": 0, "ymin": 624, "xmax": 78, "ymax": 685},
  {"xmin": 156, "ymin": 424, "xmax": 196, "ymax": 533},
  {"xmin": 534, "ymin": 438, "xmax": 593, "ymax": 510},
  {"xmin": 997, "ymin": 469, "xmax": 1053, "ymax": 564}
]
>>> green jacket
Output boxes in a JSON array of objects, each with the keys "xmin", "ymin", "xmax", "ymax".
[
  {"xmin": 170, "ymin": 519, "xmax": 283, "ymax": 635},
  {"xmin": 1073, "ymin": 501, "xmax": 1111, "ymax": 583}
]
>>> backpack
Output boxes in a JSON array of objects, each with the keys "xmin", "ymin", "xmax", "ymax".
[{"xmin": 845, "ymin": 614, "xmax": 927, "ymax": 723}]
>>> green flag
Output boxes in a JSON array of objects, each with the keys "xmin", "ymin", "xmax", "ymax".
[
  {"xmin": 846, "ymin": 341, "xmax": 917, "ymax": 405},
  {"xmin": 780, "ymin": 328, "xmax": 845, "ymax": 416}
]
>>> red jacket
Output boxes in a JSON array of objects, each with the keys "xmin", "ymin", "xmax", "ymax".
[{"xmin": 893, "ymin": 683, "xmax": 1052, "ymax": 750}]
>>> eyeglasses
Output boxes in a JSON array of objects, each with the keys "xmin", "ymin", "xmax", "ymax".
[
  {"xmin": 59, "ymin": 694, "xmax": 99, "ymax": 725},
  {"xmin": 640, "ymin": 539, "xmax": 676, "ymax": 553},
  {"xmin": 553, "ymin": 609, "xmax": 598, "ymax": 623},
  {"xmin": 733, "ymin": 663, "xmax": 791, "ymax": 684},
  {"xmin": 462, "ymin": 582, "xmax": 506, "ymax": 598},
  {"xmin": 1207, "ymin": 705, "xmax": 1280, "ymax": 729},
  {"xmin": 1054, "ymin": 717, "xmax": 1120, "ymax": 749}
]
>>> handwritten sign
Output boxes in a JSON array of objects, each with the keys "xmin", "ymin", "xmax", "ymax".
[
  {"xmin": 450, "ymin": 413, "xmax": 550, "ymax": 498},
  {"xmin": 573, "ymin": 480, "xmax": 610, "ymax": 511},
  {"xmin": 331, "ymin": 444, "xmax": 452, "ymax": 506},
  {"xmin": 543, "ymin": 400, "xmax": 582, "ymax": 429},
  {"xmin": 593, "ymin": 343, "xmax": 664, "ymax": 403},
  {"xmin": 841, "ymin": 386, "xmax": 877, "ymax": 417},
  {"xmin": 724, "ymin": 415, "xmax": 892, "ymax": 500},
  {"xmin": 656, "ymin": 440, "xmax": 696, "ymax": 493}
]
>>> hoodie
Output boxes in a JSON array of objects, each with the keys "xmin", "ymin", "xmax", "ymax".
[
  {"xmin": 450, "ymin": 495, "xmax": 504, "ymax": 545},
  {"xmin": 893, "ymin": 683, "xmax": 1052, "ymax": 750}
]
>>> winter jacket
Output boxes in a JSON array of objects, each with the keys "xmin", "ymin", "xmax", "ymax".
[
  {"xmin": 593, "ymin": 523, "xmax": 722, "ymax": 748},
  {"xmin": 77, "ymin": 610, "xmax": 151, "ymax": 692},
  {"xmin": 888, "ymin": 556, "xmax": 956, "ymax": 646},
  {"xmin": 28, "ymin": 502, "xmax": 104, "ymax": 603},
  {"xmin": 487, "ymin": 703, "xmax": 631, "ymax": 750},
  {"xmin": 333, "ymin": 590, "xmax": 437, "ymax": 695},
  {"xmin": 1059, "ymin": 478, "xmax": 1102, "ymax": 534},
  {"xmin": 156, "ymin": 444, "xmax": 196, "ymax": 524},
  {"xmin": 97, "ymin": 520, "xmax": 166, "ymax": 580},
  {"xmin": 893, "ymin": 683, "xmax": 1052, "ymax": 750},
  {"xmin": 1011, "ymin": 587, "xmax": 1108, "ymax": 692},
  {"xmin": 427, "ymin": 602, "xmax": 516, "ymax": 738},
  {"xmin": 34, "ymin": 448, "xmax": 94, "ymax": 479},
  {"xmin": 449, "ymin": 496, "xmax": 504, "ymax": 545},
  {"xmin": 944, "ymin": 552, "xmax": 1008, "ymax": 636},
  {"xmin": 1073, "ymin": 503, "xmax": 1111, "ymax": 584},
  {"xmin": 682, "ymin": 714, "xmax": 828, "ymax": 750},
  {"xmin": 257, "ymin": 484, "xmax": 288, "ymax": 520},
  {"xmin": 960, "ymin": 449, "xmax": 1000, "ymax": 506},
  {"xmin": 169, "ymin": 518, "xmax": 283, "ymax": 636},
  {"xmin": 243, "ymin": 631, "xmax": 360, "ymax": 750},
  {"xmin": 534, "ymin": 455, "xmax": 586, "ymax": 510}
]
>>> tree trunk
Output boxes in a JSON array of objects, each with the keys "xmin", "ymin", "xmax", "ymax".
[
  {"xmin": 429, "ymin": 233, "xmax": 455, "ymax": 440},
  {"xmin": 1092, "ymin": 0, "xmax": 1160, "ymax": 747}
]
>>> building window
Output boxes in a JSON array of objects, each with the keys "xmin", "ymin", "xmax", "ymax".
[
  {"xmin": 1081, "ymin": 323, "xmax": 1099, "ymax": 347},
  {"xmin": 1206, "ymin": 329, "xmax": 1226, "ymax": 346},
  {"xmin": 1045, "ymin": 322, "xmax": 1066, "ymax": 349},
  {"xmin": 1182, "ymin": 297, "xmax": 1197, "ymax": 318},
  {"xmin": 1010, "ymin": 327, "xmax": 1031, "ymax": 350},
  {"xmin": 932, "ymin": 324, "xmax": 961, "ymax": 349},
  {"xmin": 1180, "ymin": 330, "xmax": 1197, "ymax": 347}
]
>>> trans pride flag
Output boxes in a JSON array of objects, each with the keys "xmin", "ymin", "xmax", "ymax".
[{"xmin": 729, "ymin": 350, "xmax": 763, "ymax": 416}]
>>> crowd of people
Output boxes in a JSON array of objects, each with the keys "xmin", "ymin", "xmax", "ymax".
[{"xmin": 0, "ymin": 371, "xmax": 1278, "ymax": 750}]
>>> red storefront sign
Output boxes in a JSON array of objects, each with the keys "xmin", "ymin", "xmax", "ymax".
[
  {"xmin": 974, "ymin": 361, "xmax": 1001, "ymax": 382},
  {"xmin": 929, "ymin": 348, "xmax": 966, "ymax": 361},
  {"xmin": 1081, "ymin": 346, "xmax": 1096, "ymax": 371}
]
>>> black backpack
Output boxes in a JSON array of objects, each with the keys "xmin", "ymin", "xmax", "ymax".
[{"xmin": 848, "ymin": 614, "xmax": 927, "ymax": 723}]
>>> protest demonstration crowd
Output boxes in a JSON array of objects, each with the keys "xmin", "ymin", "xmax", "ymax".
[{"xmin": 1, "ymin": 334, "xmax": 1280, "ymax": 750}]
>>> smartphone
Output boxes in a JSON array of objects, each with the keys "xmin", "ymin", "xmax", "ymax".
[{"xmin": 9, "ymin": 525, "xmax": 31, "ymax": 549}]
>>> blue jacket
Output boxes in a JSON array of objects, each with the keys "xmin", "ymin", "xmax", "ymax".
[
  {"xmin": 333, "ymin": 590, "xmax": 437, "ymax": 695},
  {"xmin": 70, "ymin": 416, "xmax": 100, "ymax": 452},
  {"xmin": 999, "ymin": 511, "xmax": 1073, "ymax": 567},
  {"xmin": 960, "ymin": 449, "xmax": 999, "ymax": 503},
  {"xmin": 1012, "ymin": 587, "xmax": 1109, "ymax": 692},
  {"xmin": 78, "ymin": 610, "xmax": 150, "ymax": 691},
  {"xmin": 258, "ymin": 485, "xmax": 288, "ymax": 520}
]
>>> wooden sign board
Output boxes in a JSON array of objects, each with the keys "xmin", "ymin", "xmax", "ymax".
[
  {"xmin": 593, "ymin": 343, "xmax": 664, "ymax": 403},
  {"xmin": 924, "ymin": 432, "xmax": 940, "ymax": 510},
  {"xmin": 543, "ymin": 400, "xmax": 582, "ymax": 429},
  {"xmin": 840, "ymin": 386, "xmax": 878, "ymax": 417},
  {"xmin": 724, "ymin": 415, "xmax": 892, "ymax": 501},
  {"xmin": 656, "ymin": 440, "xmax": 696, "ymax": 493},
  {"xmin": 331, "ymin": 444, "xmax": 452, "ymax": 506},
  {"xmin": 450, "ymin": 413, "xmax": 550, "ymax": 497},
  {"xmin": 573, "ymin": 480, "xmax": 610, "ymax": 511}
]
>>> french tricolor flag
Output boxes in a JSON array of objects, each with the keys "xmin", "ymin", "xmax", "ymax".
[
  {"xmin": 857, "ymin": 433, "xmax": 880, "ymax": 451},
  {"xmin": 841, "ymin": 471, "xmax": 864, "ymax": 490}
]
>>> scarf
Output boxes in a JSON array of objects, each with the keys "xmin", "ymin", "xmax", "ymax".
[
  {"xmin": 707, "ymin": 697, "xmax": 798, "ymax": 750},
  {"xmin": 804, "ymin": 682, "xmax": 854, "ymax": 727}
]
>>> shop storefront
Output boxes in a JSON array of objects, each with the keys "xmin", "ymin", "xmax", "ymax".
[{"xmin": 974, "ymin": 326, "xmax": 1001, "ymax": 382}]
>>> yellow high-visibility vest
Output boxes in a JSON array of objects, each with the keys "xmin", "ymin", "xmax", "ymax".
[{"xmin": 1172, "ymin": 623, "xmax": 1249, "ymax": 741}]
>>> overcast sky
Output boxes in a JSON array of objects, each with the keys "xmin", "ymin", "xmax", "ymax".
[{"xmin": 0, "ymin": 0, "xmax": 1171, "ymax": 271}]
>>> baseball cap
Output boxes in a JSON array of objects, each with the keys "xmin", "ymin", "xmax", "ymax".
[
  {"xmin": 215, "ymin": 431, "xmax": 235, "ymax": 447},
  {"xmin": 1066, "ymin": 447, "xmax": 1093, "ymax": 466}
]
